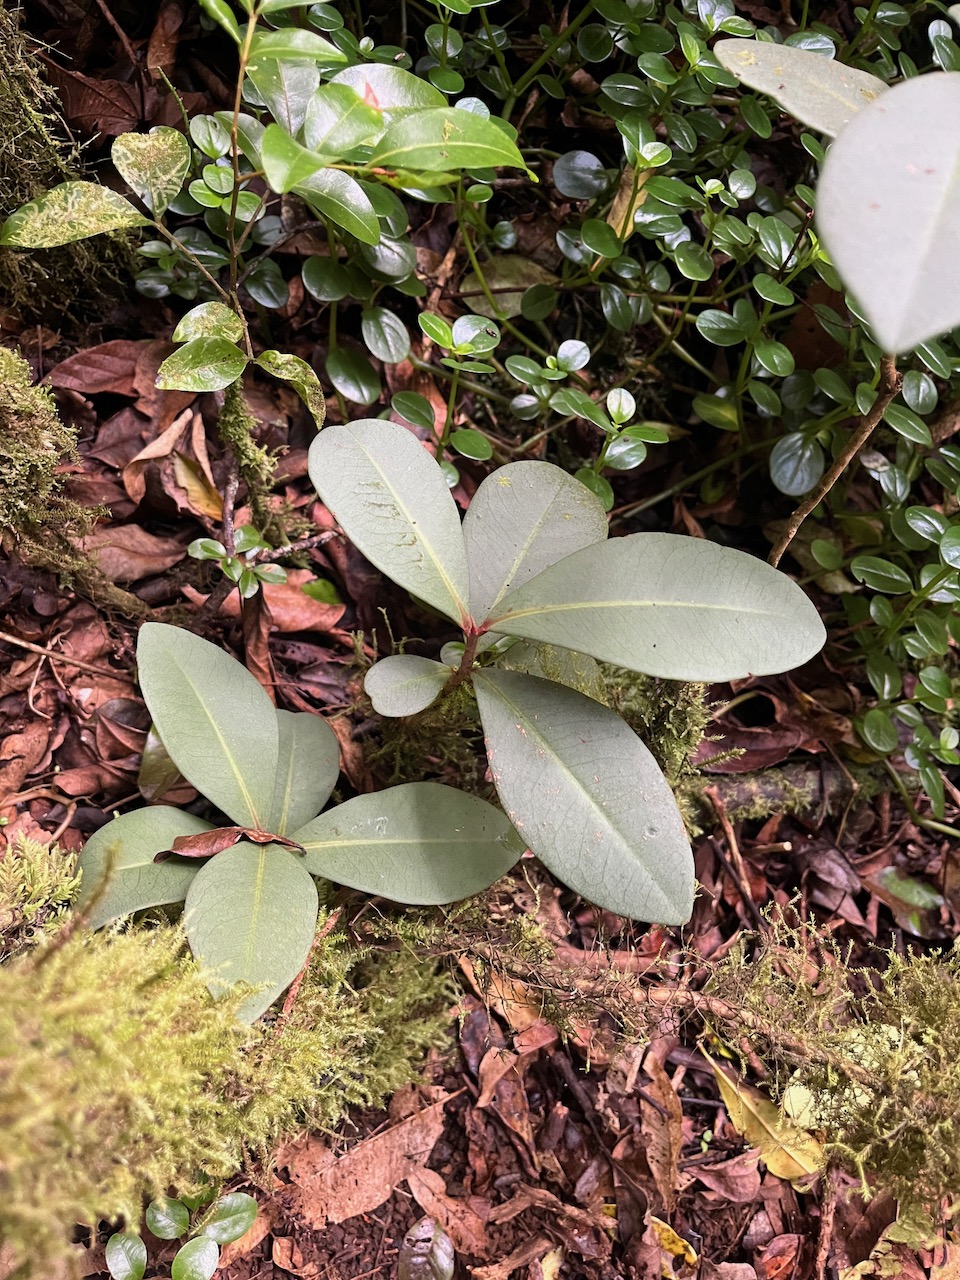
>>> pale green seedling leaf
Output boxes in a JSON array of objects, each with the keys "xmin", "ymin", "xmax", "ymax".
[
  {"xmin": 294, "ymin": 783, "xmax": 521, "ymax": 903},
  {"xmin": 201, "ymin": 1193, "xmax": 258, "ymax": 1245},
  {"xmin": 303, "ymin": 82, "xmax": 385, "ymax": 154},
  {"xmin": 263, "ymin": 709, "xmax": 340, "ymax": 836},
  {"xmin": 255, "ymin": 350, "xmax": 326, "ymax": 426},
  {"xmin": 261, "ymin": 123, "xmax": 328, "ymax": 193},
  {"xmin": 0, "ymin": 181, "xmax": 148, "ymax": 247},
  {"xmin": 714, "ymin": 38, "xmax": 885, "ymax": 136},
  {"xmin": 308, "ymin": 421, "xmax": 471, "ymax": 624},
  {"xmin": 246, "ymin": 59, "xmax": 319, "ymax": 135},
  {"xmin": 487, "ymin": 533, "xmax": 826, "ymax": 681},
  {"xmin": 112, "ymin": 127, "xmax": 191, "ymax": 215},
  {"xmin": 156, "ymin": 338, "xmax": 249, "ymax": 392},
  {"xmin": 462, "ymin": 460, "xmax": 608, "ymax": 621},
  {"xmin": 136, "ymin": 623, "xmax": 280, "ymax": 829},
  {"xmin": 171, "ymin": 1236, "xmax": 220, "ymax": 1280},
  {"xmin": 817, "ymin": 74, "xmax": 960, "ymax": 352},
  {"xmin": 364, "ymin": 655, "xmax": 450, "ymax": 716},
  {"xmin": 76, "ymin": 807, "xmax": 212, "ymax": 929},
  {"xmin": 295, "ymin": 169, "xmax": 380, "ymax": 244},
  {"xmin": 330, "ymin": 64, "xmax": 446, "ymax": 117},
  {"xmin": 105, "ymin": 1233, "xmax": 147, "ymax": 1280},
  {"xmin": 184, "ymin": 843, "xmax": 318, "ymax": 1023},
  {"xmin": 172, "ymin": 301, "xmax": 244, "ymax": 344},
  {"xmin": 369, "ymin": 108, "xmax": 530, "ymax": 174},
  {"xmin": 474, "ymin": 670, "xmax": 694, "ymax": 924}
]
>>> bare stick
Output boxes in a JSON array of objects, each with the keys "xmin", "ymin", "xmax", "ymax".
[{"xmin": 768, "ymin": 353, "xmax": 901, "ymax": 569}]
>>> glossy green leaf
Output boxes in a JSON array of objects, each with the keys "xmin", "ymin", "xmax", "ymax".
[
  {"xmin": 199, "ymin": 0, "xmax": 240, "ymax": 41},
  {"xmin": 171, "ymin": 1236, "xmax": 220, "ymax": 1280},
  {"xmin": 112, "ymin": 127, "xmax": 190, "ymax": 215},
  {"xmin": 155, "ymin": 338, "xmax": 248, "ymax": 392},
  {"xmin": 263, "ymin": 709, "xmax": 340, "ymax": 836},
  {"xmin": 172, "ymin": 301, "xmax": 244, "ymax": 344},
  {"xmin": 261, "ymin": 124, "xmax": 327, "ymax": 193},
  {"xmin": 850, "ymin": 555, "xmax": 913, "ymax": 593},
  {"xmin": 361, "ymin": 307, "xmax": 411, "ymax": 363},
  {"xmin": 308, "ymin": 421, "xmax": 471, "ymax": 624},
  {"xmin": 185, "ymin": 843, "xmax": 318, "ymax": 1022},
  {"xmin": 246, "ymin": 59, "xmax": 319, "ymax": 135},
  {"xmin": 76, "ymin": 807, "xmax": 211, "ymax": 929},
  {"xmin": 325, "ymin": 346, "xmax": 380, "ymax": 405},
  {"xmin": 369, "ymin": 108, "xmax": 529, "ymax": 174},
  {"xmin": 136, "ymin": 623, "xmax": 280, "ymax": 829},
  {"xmin": 714, "ymin": 38, "xmax": 885, "ymax": 136},
  {"xmin": 462, "ymin": 461, "xmax": 608, "ymax": 621},
  {"xmin": 769, "ymin": 432, "xmax": 825, "ymax": 497},
  {"xmin": 105, "ymin": 1233, "xmax": 147, "ymax": 1280},
  {"xmin": 249, "ymin": 27, "xmax": 346, "ymax": 65},
  {"xmin": 295, "ymin": 783, "xmax": 521, "ymax": 903},
  {"xmin": 329, "ymin": 64, "xmax": 446, "ymax": 117},
  {"xmin": 296, "ymin": 169, "xmax": 380, "ymax": 244},
  {"xmin": 486, "ymin": 534, "xmax": 826, "ymax": 681},
  {"xmin": 304, "ymin": 83, "xmax": 385, "ymax": 154},
  {"xmin": 201, "ymin": 1193, "xmax": 258, "ymax": 1245},
  {"xmin": 818, "ymin": 74, "xmax": 960, "ymax": 352},
  {"xmin": 0, "ymin": 181, "xmax": 148, "ymax": 247},
  {"xmin": 861, "ymin": 708, "xmax": 899, "ymax": 755},
  {"xmin": 364, "ymin": 655, "xmax": 450, "ymax": 716},
  {"xmin": 474, "ymin": 670, "xmax": 693, "ymax": 924},
  {"xmin": 255, "ymin": 350, "xmax": 326, "ymax": 427},
  {"xmin": 146, "ymin": 1197, "xmax": 190, "ymax": 1240}
]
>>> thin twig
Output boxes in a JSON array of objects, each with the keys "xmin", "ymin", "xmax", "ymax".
[
  {"xmin": 705, "ymin": 786, "xmax": 764, "ymax": 930},
  {"xmin": 0, "ymin": 629, "xmax": 127, "ymax": 681},
  {"xmin": 769, "ymin": 353, "xmax": 902, "ymax": 568}
]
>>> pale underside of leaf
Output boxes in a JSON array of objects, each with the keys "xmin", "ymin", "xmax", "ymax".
[
  {"xmin": 76, "ymin": 806, "xmax": 213, "ymax": 929},
  {"xmin": 0, "ymin": 181, "xmax": 148, "ymax": 248},
  {"xmin": 263, "ymin": 709, "xmax": 340, "ymax": 836},
  {"xmin": 364, "ymin": 655, "xmax": 450, "ymax": 717},
  {"xmin": 487, "ymin": 533, "xmax": 826, "ymax": 681},
  {"xmin": 817, "ymin": 73, "xmax": 960, "ymax": 352},
  {"xmin": 462, "ymin": 460, "xmax": 608, "ymax": 621},
  {"xmin": 473, "ymin": 669, "xmax": 694, "ymax": 925},
  {"xmin": 184, "ymin": 842, "xmax": 319, "ymax": 1023},
  {"xmin": 136, "ymin": 623, "xmax": 280, "ymax": 829},
  {"xmin": 715, "ymin": 38, "xmax": 886, "ymax": 136},
  {"xmin": 294, "ymin": 782, "xmax": 522, "ymax": 904},
  {"xmin": 308, "ymin": 421, "xmax": 471, "ymax": 624}
]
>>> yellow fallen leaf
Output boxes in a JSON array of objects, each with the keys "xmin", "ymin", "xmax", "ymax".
[
  {"xmin": 650, "ymin": 1217, "xmax": 698, "ymax": 1266},
  {"xmin": 540, "ymin": 1246, "xmax": 564, "ymax": 1280},
  {"xmin": 607, "ymin": 165, "xmax": 651, "ymax": 241},
  {"xmin": 706, "ymin": 1052, "xmax": 824, "ymax": 1186}
]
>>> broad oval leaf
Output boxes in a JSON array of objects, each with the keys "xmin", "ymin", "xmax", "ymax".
[
  {"xmin": 156, "ymin": 337, "xmax": 249, "ymax": 392},
  {"xmin": 474, "ymin": 670, "xmax": 693, "ymax": 925},
  {"xmin": 294, "ymin": 783, "xmax": 521, "ymax": 903},
  {"xmin": 462, "ymin": 460, "xmax": 608, "ymax": 621},
  {"xmin": 304, "ymin": 82, "xmax": 385, "ymax": 154},
  {"xmin": 330, "ymin": 64, "xmax": 447, "ymax": 117},
  {"xmin": 105, "ymin": 1233, "xmax": 147, "ymax": 1280},
  {"xmin": 364, "ymin": 655, "xmax": 450, "ymax": 716},
  {"xmin": 296, "ymin": 168, "xmax": 380, "ymax": 244},
  {"xmin": 248, "ymin": 27, "xmax": 346, "ymax": 66},
  {"xmin": 817, "ymin": 74, "xmax": 960, "ymax": 352},
  {"xmin": 136, "ymin": 623, "xmax": 280, "ymax": 828},
  {"xmin": 308, "ymin": 421, "xmax": 471, "ymax": 625},
  {"xmin": 184, "ymin": 842, "xmax": 318, "ymax": 1023},
  {"xmin": 255, "ymin": 350, "xmax": 326, "ymax": 427},
  {"xmin": 146, "ymin": 1197, "xmax": 190, "ymax": 1240},
  {"xmin": 263, "ymin": 709, "xmax": 340, "ymax": 836},
  {"xmin": 171, "ymin": 1236, "xmax": 220, "ymax": 1280},
  {"xmin": 261, "ymin": 123, "xmax": 327, "ymax": 193},
  {"xmin": 368, "ymin": 108, "xmax": 529, "ymax": 174},
  {"xmin": 201, "ymin": 1193, "xmax": 258, "ymax": 1245},
  {"xmin": 172, "ymin": 301, "xmax": 244, "ymax": 344},
  {"xmin": 714, "ymin": 38, "xmax": 885, "ymax": 136},
  {"xmin": 486, "ymin": 534, "xmax": 826, "ymax": 681},
  {"xmin": 246, "ymin": 58, "xmax": 319, "ymax": 135},
  {"xmin": 0, "ymin": 181, "xmax": 148, "ymax": 247},
  {"xmin": 76, "ymin": 806, "xmax": 212, "ymax": 929},
  {"xmin": 112, "ymin": 127, "xmax": 191, "ymax": 215}
]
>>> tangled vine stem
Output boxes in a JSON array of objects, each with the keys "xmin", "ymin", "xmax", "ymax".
[{"xmin": 768, "ymin": 353, "xmax": 902, "ymax": 569}]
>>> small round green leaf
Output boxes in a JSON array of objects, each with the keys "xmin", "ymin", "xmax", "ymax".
[
  {"xmin": 850, "ymin": 555, "xmax": 913, "ymax": 593},
  {"xmin": 325, "ymin": 346, "xmax": 380, "ymax": 405},
  {"xmin": 146, "ymin": 1197, "xmax": 190, "ymax": 1241},
  {"xmin": 361, "ymin": 307, "xmax": 411, "ymax": 363},
  {"xmin": 156, "ymin": 338, "xmax": 248, "ymax": 392},
  {"xmin": 769, "ymin": 432, "xmax": 824, "ymax": 497},
  {"xmin": 171, "ymin": 1236, "xmax": 220, "ymax": 1280},
  {"xmin": 172, "ymin": 302, "xmax": 244, "ymax": 344},
  {"xmin": 364, "ymin": 655, "xmax": 450, "ymax": 716},
  {"xmin": 861, "ymin": 708, "xmax": 900, "ymax": 755},
  {"xmin": 105, "ymin": 1233, "xmax": 147, "ymax": 1280},
  {"xmin": 201, "ymin": 1193, "xmax": 258, "ymax": 1245},
  {"xmin": 450, "ymin": 427, "xmax": 493, "ymax": 460}
]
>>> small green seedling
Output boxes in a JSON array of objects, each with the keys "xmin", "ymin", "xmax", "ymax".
[
  {"xmin": 105, "ymin": 1191, "xmax": 257, "ymax": 1280},
  {"xmin": 77, "ymin": 623, "xmax": 521, "ymax": 1022},
  {"xmin": 188, "ymin": 523, "xmax": 287, "ymax": 599},
  {"xmin": 307, "ymin": 420, "xmax": 826, "ymax": 926}
]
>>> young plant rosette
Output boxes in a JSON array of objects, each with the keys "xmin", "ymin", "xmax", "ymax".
[
  {"xmin": 77, "ymin": 623, "xmax": 522, "ymax": 1022},
  {"xmin": 307, "ymin": 421, "xmax": 826, "ymax": 930}
]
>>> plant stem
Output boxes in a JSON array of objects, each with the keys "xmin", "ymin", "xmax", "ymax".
[
  {"xmin": 768, "ymin": 353, "xmax": 901, "ymax": 568},
  {"xmin": 503, "ymin": 1, "xmax": 596, "ymax": 117}
]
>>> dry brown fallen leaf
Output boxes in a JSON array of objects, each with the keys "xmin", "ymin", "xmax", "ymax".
[
  {"xmin": 278, "ymin": 1092, "xmax": 453, "ymax": 1229},
  {"xmin": 706, "ymin": 1053, "xmax": 824, "ymax": 1187},
  {"xmin": 79, "ymin": 525, "xmax": 187, "ymax": 582},
  {"xmin": 405, "ymin": 1165, "xmax": 490, "ymax": 1258},
  {"xmin": 641, "ymin": 1052, "xmax": 684, "ymax": 1215}
]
